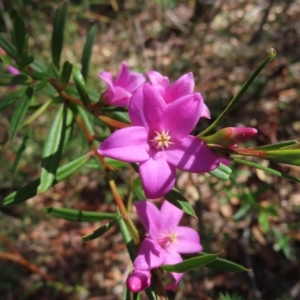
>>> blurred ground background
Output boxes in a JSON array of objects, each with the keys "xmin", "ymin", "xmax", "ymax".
[{"xmin": 0, "ymin": 0, "xmax": 300, "ymax": 299}]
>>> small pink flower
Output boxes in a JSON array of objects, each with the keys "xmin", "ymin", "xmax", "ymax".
[
  {"xmin": 126, "ymin": 200, "xmax": 202, "ymax": 292},
  {"xmin": 99, "ymin": 61, "xmax": 145, "ymax": 107},
  {"xmin": 6, "ymin": 65, "xmax": 20, "ymax": 76},
  {"xmin": 98, "ymin": 81, "xmax": 220, "ymax": 198},
  {"xmin": 147, "ymin": 70, "xmax": 211, "ymax": 118}
]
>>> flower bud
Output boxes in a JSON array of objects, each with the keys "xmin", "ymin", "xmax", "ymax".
[
  {"xmin": 126, "ymin": 270, "xmax": 151, "ymax": 293},
  {"xmin": 6, "ymin": 65, "xmax": 20, "ymax": 76},
  {"xmin": 201, "ymin": 127, "xmax": 257, "ymax": 147}
]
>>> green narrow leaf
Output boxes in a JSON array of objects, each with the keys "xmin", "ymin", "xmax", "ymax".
[
  {"xmin": 2, "ymin": 153, "xmax": 90, "ymax": 206},
  {"xmin": 2, "ymin": 178, "xmax": 40, "ymax": 206},
  {"xmin": 104, "ymin": 158, "xmax": 127, "ymax": 169},
  {"xmin": 132, "ymin": 177, "xmax": 146, "ymax": 199},
  {"xmin": 117, "ymin": 208, "xmax": 136, "ymax": 262},
  {"xmin": 260, "ymin": 205, "xmax": 279, "ymax": 217},
  {"xmin": 30, "ymin": 60, "xmax": 47, "ymax": 72},
  {"xmin": 199, "ymin": 253, "xmax": 249, "ymax": 272},
  {"xmin": 82, "ymin": 219, "xmax": 119, "ymax": 241},
  {"xmin": 11, "ymin": 132, "xmax": 30, "ymax": 173},
  {"xmin": 199, "ymin": 48, "xmax": 276, "ymax": 136},
  {"xmin": 282, "ymin": 144, "xmax": 300, "ymax": 150},
  {"xmin": 62, "ymin": 107, "xmax": 74, "ymax": 151},
  {"xmin": 59, "ymin": 61, "xmax": 73, "ymax": 87},
  {"xmin": 165, "ymin": 188, "xmax": 197, "ymax": 218},
  {"xmin": 258, "ymin": 212, "xmax": 269, "ymax": 233},
  {"xmin": 19, "ymin": 52, "xmax": 34, "ymax": 69},
  {"xmin": 34, "ymin": 80, "xmax": 49, "ymax": 92},
  {"xmin": 81, "ymin": 25, "xmax": 98, "ymax": 81},
  {"xmin": 0, "ymin": 74, "xmax": 14, "ymax": 85},
  {"xmin": 77, "ymin": 106, "xmax": 95, "ymax": 134},
  {"xmin": 161, "ymin": 253, "xmax": 219, "ymax": 273},
  {"xmin": 233, "ymin": 158, "xmax": 300, "ymax": 184},
  {"xmin": 0, "ymin": 35, "xmax": 17, "ymax": 58},
  {"xmin": 51, "ymin": 2, "xmax": 68, "ymax": 69},
  {"xmin": 30, "ymin": 71, "xmax": 50, "ymax": 81},
  {"xmin": 22, "ymin": 99, "xmax": 52, "ymax": 127},
  {"xmin": 45, "ymin": 207, "xmax": 116, "ymax": 222},
  {"xmin": 9, "ymin": 87, "xmax": 33, "ymax": 141},
  {"xmin": 232, "ymin": 203, "xmax": 251, "ymax": 221},
  {"xmin": 255, "ymin": 140, "xmax": 298, "ymax": 151},
  {"xmin": 272, "ymin": 227, "xmax": 291, "ymax": 259},
  {"xmin": 0, "ymin": 87, "xmax": 26, "ymax": 111},
  {"xmin": 11, "ymin": 73, "xmax": 32, "ymax": 85},
  {"xmin": 209, "ymin": 162, "xmax": 232, "ymax": 180},
  {"xmin": 48, "ymin": 64, "xmax": 60, "ymax": 78},
  {"xmin": 87, "ymin": 157, "xmax": 127, "ymax": 170},
  {"xmin": 55, "ymin": 153, "xmax": 90, "ymax": 182},
  {"xmin": 122, "ymin": 287, "xmax": 131, "ymax": 300},
  {"xmin": 1, "ymin": 55, "xmax": 14, "ymax": 66},
  {"xmin": 133, "ymin": 292, "xmax": 142, "ymax": 300},
  {"xmin": 13, "ymin": 15, "xmax": 26, "ymax": 57},
  {"xmin": 262, "ymin": 149, "xmax": 300, "ymax": 166},
  {"xmin": 37, "ymin": 105, "xmax": 67, "ymax": 193},
  {"xmin": 144, "ymin": 288, "xmax": 157, "ymax": 300},
  {"xmin": 72, "ymin": 66, "xmax": 91, "ymax": 107}
]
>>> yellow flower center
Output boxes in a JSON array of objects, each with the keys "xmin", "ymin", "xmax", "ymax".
[{"xmin": 151, "ymin": 130, "xmax": 173, "ymax": 150}]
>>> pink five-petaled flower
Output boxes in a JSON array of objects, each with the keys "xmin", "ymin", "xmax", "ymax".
[
  {"xmin": 126, "ymin": 200, "xmax": 202, "ymax": 292},
  {"xmin": 98, "ymin": 80, "xmax": 220, "ymax": 198},
  {"xmin": 98, "ymin": 61, "xmax": 145, "ymax": 107},
  {"xmin": 147, "ymin": 70, "xmax": 211, "ymax": 118}
]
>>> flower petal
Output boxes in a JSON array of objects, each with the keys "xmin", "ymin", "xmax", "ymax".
[
  {"xmin": 160, "ymin": 200, "xmax": 183, "ymax": 229},
  {"xmin": 163, "ymin": 251, "xmax": 183, "ymax": 290},
  {"xmin": 159, "ymin": 93, "xmax": 203, "ymax": 141},
  {"xmin": 127, "ymin": 270, "xmax": 151, "ymax": 292},
  {"xmin": 135, "ymin": 201, "xmax": 163, "ymax": 240},
  {"xmin": 99, "ymin": 71, "xmax": 114, "ymax": 91},
  {"xmin": 139, "ymin": 155, "xmax": 176, "ymax": 199},
  {"xmin": 98, "ymin": 126, "xmax": 150, "ymax": 162},
  {"xmin": 129, "ymin": 83, "xmax": 166, "ymax": 130},
  {"xmin": 165, "ymin": 135, "xmax": 219, "ymax": 172},
  {"xmin": 173, "ymin": 226, "xmax": 202, "ymax": 254},
  {"xmin": 164, "ymin": 72, "xmax": 195, "ymax": 104},
  {"xmin": 133, "ymin": 237, "xmax": 167, "ymax": 270},
  {"xmin": 126, "ymin": 72, "xmax": 146, "ymax": 93},
  {"xmin": 109, "ymin": 86, "xmax": 132, "ymax": 106},
  {"xmin": 7, "ymin": 65, "xmax": 20, "ymax": 76},
  {"xmin": 166, "ymin": 272, "xmax": 183, "ymax": 290},
  {"xmin": 147, "ymin": 71, "xmax": 169, "ymax": 89},
  {"xmin": 114, "ymin": 61, "xmax": 129, "ymax": 87},
  {"xmin": 201, "ymin": 102, "xmax": 211, "ymax": 119}
]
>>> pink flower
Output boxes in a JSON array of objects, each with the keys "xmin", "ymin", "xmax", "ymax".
[
  {"xmin": 99, "ymin": 61, "xmax": 145, "ymax": 107},
  {"xmin": 126, "ymin": 200, "xmax": 202, "ymax": 292},
  {"xmin": 6, "ymin": 65, "xmax": 20, "ymax": 76},
  {"xmin": 98, "ymin": 81, "xmax": 220, "ymax": 198},
  {"xmin": 147, "ymin": 70, "xmax": 211, "ymax": 118}
]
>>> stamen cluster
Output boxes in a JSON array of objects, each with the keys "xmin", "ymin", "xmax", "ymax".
[{"xmin": 151, "ymin": 130, "xmax": 173, "ymax": 150}]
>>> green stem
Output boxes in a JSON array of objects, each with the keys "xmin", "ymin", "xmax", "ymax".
[
  {"xmin": 198, "ymin": 48, "xmax": 276, "ymax": 137},
  {"xmin": 108, "ymin": 178, "xmax": 140, "ymax": 244}
]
